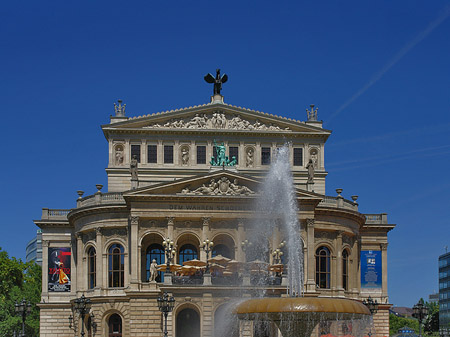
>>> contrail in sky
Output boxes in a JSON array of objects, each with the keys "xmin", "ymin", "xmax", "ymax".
[{"xmin": 327, "ymin": 4, "xmax": 450, "ymax": 124}]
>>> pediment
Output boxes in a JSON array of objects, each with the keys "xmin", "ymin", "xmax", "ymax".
[
  {"xmin": 103, "ymin": 102, "xmax": 330, "ymax": 135},
  {"xmin": 124, "ymin": 170, "xmax": 323, "ymax": 200}
]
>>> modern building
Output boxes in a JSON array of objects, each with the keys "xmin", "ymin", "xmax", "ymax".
[
  {"xmin": 439, "ymin": 251, "xmax": 450, "ymax": 334},
  {"xmin": 34, "ymin": 86, "xmax": 395, "ymax": 337},
  {"xmin": 430, "ymin": 293, "xmax": 439, "ymax": 304},
  {"xmin": 25, "ymin": 229, "xmax": 42, "ymax": 266}
]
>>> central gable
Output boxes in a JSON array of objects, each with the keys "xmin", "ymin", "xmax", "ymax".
[
  {"xmin": 124, "ymin": 170, "xmax": 323, "ymax": 201},
  {"xmin": 103, "ymin": 103, "xmax": 330, "ymax": 136}
]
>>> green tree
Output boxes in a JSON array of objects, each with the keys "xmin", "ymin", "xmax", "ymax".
[
  {"xmin": 0, "ymin": 247, "xmax": 41, "ymax": 337},
  {"xmin": 424, "ymin": 301, "xmax": 439, "ymax": 337},
  {"xmin": 389, "ymin": 313, "xmax": 419, "ymax": 336}
]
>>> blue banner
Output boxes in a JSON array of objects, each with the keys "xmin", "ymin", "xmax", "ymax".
[{"xmin": 361, "ymin": 250, "xmax": 382, "ymax": 288}]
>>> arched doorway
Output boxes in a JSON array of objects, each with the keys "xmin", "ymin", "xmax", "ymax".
[
  {"xmin": 211, "ymin": 234, "xmax": 235, "ymax": 259},
  {"xmin": 176, "ymin": 308, "xmax": 200, "ymax": 337},
  {"xmin": 108, "ymin": 313, "xmax": 122, "ymax": 337}
]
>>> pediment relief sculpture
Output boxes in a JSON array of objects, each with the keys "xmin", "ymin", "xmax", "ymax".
[
  {"xmin": 143, "ymin": 112, "xmax": 291, "ymax": 131},
  {"xmin": 181, "ymin": 177, "xmax": 256, "ymax": 196}
]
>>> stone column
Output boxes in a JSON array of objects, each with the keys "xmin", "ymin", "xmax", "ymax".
[
  {"xmin": 76, "ymin": 232, "xmax": 83, "ymax": 292},
  {"xmin": 201, "ymin": 217, "xmax": 210, "ymax": 261},
  {"xmin": 336, "ymin": 231, "xmax": 344, "ymax": 296},
  {"xmin": 381, "ymin": 243, "xmax": 388, "ymax": 300},
  {"xmin": 124, "ymin": 139, "xmax": 130, "ymax": 164},
  {"xmin": 130, "ymin": 216, "xmax": 139, "ymax": 289},
  {"xmin": 157, "ymin": 140, "xmax": 163, "ymax": 165},
  {"xmin": 237, "ymin": 219, "xmax": 245, "ymax": 261},
  {"xmin": 352, "ymin": 236, "xmax": 360, "ymax": 295},
  {"xmin": 95, "ymin": 228, "xmax": 103, "ymax": 289},
  {"xmin": 166, "ymin": 217, "xmax": 174, "ymax": 263},
  {"xmin": 306, "ymin": 218, "xmax": 316, "ymax": 293},
  {"xmin": 41, "ymin": 240, "xmax": 49, "ymax": 298}
]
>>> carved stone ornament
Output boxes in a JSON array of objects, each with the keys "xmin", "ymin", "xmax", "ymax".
[
  {"xmin": 342, "ymin": 234, "xmax": 353, "ymax": 245},
  {"xmin": 130, "ymin": 216, "xmax": 139, "ymax": 225},
  {"xmin": 315, "ymin": 231, "xmax": 334, "ymax": 241},
  {"xmin": 81, "ymin": 231, "xmax": 96, "ymax": 244},
  {"xmin": 143, "ymin": 112, "xmax": 291, "ymax": 131},
  {"xmin": 103, "ymin": 228, "xmax": 128, "ymax": 238},
  {"xmin": 181, "ymin": 177, "xmax": 255, "ymax": 196}
]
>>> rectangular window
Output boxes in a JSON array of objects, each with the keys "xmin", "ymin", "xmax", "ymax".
[
  {"xmin": 197, "ymin": 146, "xmax": 206, "ymax": 164},
  {"xmin": 131, "ymin": 144, "xmax": 141, "ymax": 163},
  {"xmin": 261, "ymin": 147, "xmax": 271, "ymax": 165},
  {"xmin": 164, "ymin": 145, "xmax": 173, "ymax": 164},
  {"xmin": 147, "ymin": 145, "xmax": 157, "ymax": 163},
  {"xmin": 213, "ymin": 146, "xmax": 218, "ymax": 160},
  {"xmin": 229, "ymin": 146, "xmax": 239, "ymax": 164},
  {"xmin": 293, "ymin": 148, "xmax": 303, "ymax": 166}
]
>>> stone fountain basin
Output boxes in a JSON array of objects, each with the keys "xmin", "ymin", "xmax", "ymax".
[
  {"xmin": 236, "ymin": 297, "xmax": 371, "ymax": 337},
  {"xmin": 236, "ymin": 297, "xmax": 370, "ymax": 317}
]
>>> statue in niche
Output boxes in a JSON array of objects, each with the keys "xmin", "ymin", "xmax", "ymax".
[
  {"xmin": 130, "ymin": 155, "xmax": 138, "ymax": 180},
  {"xmin": 149, "ymin": 259, "xmax": 158, "ymax": 282},
  {"xmin": 306, "ymin": 159, "xmax": 314, "ymax": 183},
  {"xmin": 115, "ymin": 146, "xmax": 124, "ymax": 165},
  {"xmin": 310, "ymin": 150, "xmax": 318, "ymax": 168},
  {"xmin": 246, "ymin": 148, "xmax": 254, "ymax": 167},
  {"xmin": 181, "ymin": 147, "xmax": 189, "ymax": 165}
]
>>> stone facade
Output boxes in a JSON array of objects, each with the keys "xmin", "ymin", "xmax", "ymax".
[{"xmin": 35, "ymin": 94, "xmax": 395, "ymax": 337}]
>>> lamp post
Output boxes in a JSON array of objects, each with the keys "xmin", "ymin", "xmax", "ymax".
[
  {"xmin": 200, "ymin": 238, "xmax": 214, "ymax": 274},
  {"xmin": 14, "ymin": 299, "xmax": 31, "ymax": 337},
  {"xmin": 157, "ymin": 292, "xmax": 175, "ymax": 337},
  {"xmin": 71, "ymin": 294, "xmax": 92, "ymax": 337},
  {"xmin": 413, "ymin": 298, "xmax": 429, "ymax": 337},
  {"xmin": 363, "ymin": 296, "xmax": 379, "ymax": 337},
  {"xmin": 162, "ymin": 238, "xmax": 176, "ymax": 273},
  {"xmin": 272, "ymin": 241, "xmax": 285, "ymax": 265}
]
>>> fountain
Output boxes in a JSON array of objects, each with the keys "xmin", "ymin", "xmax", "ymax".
[{"xmin": 234, "ymin": 146, "xmax": 371, "ymax": 337}]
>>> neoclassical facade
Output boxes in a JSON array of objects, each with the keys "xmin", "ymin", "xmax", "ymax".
[{"xmin": 35, "ymin": 94, "xmax": 395, "ymax": 337}]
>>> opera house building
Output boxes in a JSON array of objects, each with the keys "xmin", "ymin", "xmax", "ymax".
[{"xmin": 35, "ymin": 87, "xmax": 395, "ymax": 337}]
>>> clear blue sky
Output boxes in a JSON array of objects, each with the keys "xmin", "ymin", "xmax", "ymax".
[{"xmin": 1, "ymin": 0, "xmax": 449, "ymax": 307}]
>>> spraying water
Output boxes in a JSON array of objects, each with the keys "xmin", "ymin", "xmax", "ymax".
[{"xmin": 255, "ymin": 144, "xmax": 304, "ymax": 297}]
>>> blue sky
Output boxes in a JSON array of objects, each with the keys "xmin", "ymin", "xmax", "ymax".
[{"xmin": 1, "ymin": 0, "xmax": 449, "ymax": 307}]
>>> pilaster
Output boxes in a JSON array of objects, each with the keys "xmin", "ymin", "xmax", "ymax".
[
  {"xmin": 237, "ymin": 219, "xmax": 245, "ymax": 262},
  {"xmin": 381, "ymin": 243, "xmax": 388, "ymax": 300},
  {"xmin": 95, "ymin": 228, "xmax": 103, "ymax": 289},
  {"xmin": 76, "ymin": 232, "xmax": 83, "ymax": 292},
  {"xmin": 130, "ymin": 216, "xmax": 139, "ymax": 289},
  {"xmin": 201, "ymin": 217, "xmax": 210, "ymax": 261},
  {"xmin": 336, "ymin": 231, "xmax": 344, "ymax": 296},
  {"xmin": 306, "ymin": 218, "xmax": 316, "ymax": 293}
]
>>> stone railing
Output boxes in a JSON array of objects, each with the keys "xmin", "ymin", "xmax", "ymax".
[
  {"xmin": 318, "ymin": 196, "xmax": 358, "ymax": 211},
  {"xmin": 364, "ymin": 213, "xmax": 388, "ymax": 224},
  {"xmin": 41, "ymin": 208, "xmax": 71, "ymax": 220},
  {"xmin": 77, "ymin": 192, "xmax": 125, "ymax": 208}
]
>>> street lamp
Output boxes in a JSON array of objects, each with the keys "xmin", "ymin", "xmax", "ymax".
[
  {"xmin": 363, "ymin": 296, "xmax": 379, "ymax": 337},
  {"xmin": 14, "ymin": 299, "xmax": 31, "ymax": 337},
  {"xmin": 71, "ymin": 294, "xmax": 92, "ymax": 337},
  {"xmin": 413, "ymin": 298, "xmax": 429, "ymax": 337},
  {"xmin": 272, "ymin": 241, "xmax": 285, "ymax": 265},
  {"xmin": 162, "ymin": 238, "xmax": 176, "ymax": 273},
  {"xmin": 157, "ymin": 292, "xmax": 175, "ymax": 337},
  {"xmin": 241, "ymin": 239, "xmax": 253, "ymax": 261},
  {"xmin": 200, "ymin": 238, "xmax": 214, "ymax": 274}
]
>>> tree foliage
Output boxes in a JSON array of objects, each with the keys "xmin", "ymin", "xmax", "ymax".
[
  {"xmin": 389, "ymin": 314, "xmax": 419, "ymax": 336},
  {"xmin": 0, "ymin": 247, "xmax": 41, "ymax": 337},
  {"xmin": 424, "ymin": 301, "xmax": 439, "ymax": 336}
]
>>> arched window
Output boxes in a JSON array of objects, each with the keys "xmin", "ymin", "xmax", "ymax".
[
  {"xmin": 146, "ymin": 244, "xmax": 165, "ymax": 282},
  {"xmin": 178, "ymin": 244, "xmax": 198, "ymax": 265},
  {"xmin": 212, "ymin": 244, "xmax": 231, "ymax": 259},
  {"xmin": 342, "ymin": 249, "xmax": 349, "ymax": 291},
  {"xmin": 176, "ymin": 308, "xmax": 200, "ymax": 337},
  {"xmin": 108, "ymin": 314, "xmax": 122, "ymax": 337},
  {"xmin": 88, "ymin": 247, "xmax": 96, "ymax": 289},
  {"xmin": 315, "ymin": 246, "xmax": 330, "ymax": 289},
  {"xmin": 108, "ymin": 244, "xmax": 124, "ymax": 288}
]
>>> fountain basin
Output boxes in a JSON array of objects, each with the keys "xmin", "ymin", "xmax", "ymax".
[{"xmin": 236, "ymin": 297, "xmax": 371, "ymax": 337}]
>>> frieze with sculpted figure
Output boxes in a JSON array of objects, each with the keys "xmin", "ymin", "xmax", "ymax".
[
  {"xmin": 181, "ymin": 177, "xmax": 255, "ymax": 196},
  {"xmin": 143, "ymin": 112, "xmax": 291, "ymax": 131}
]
